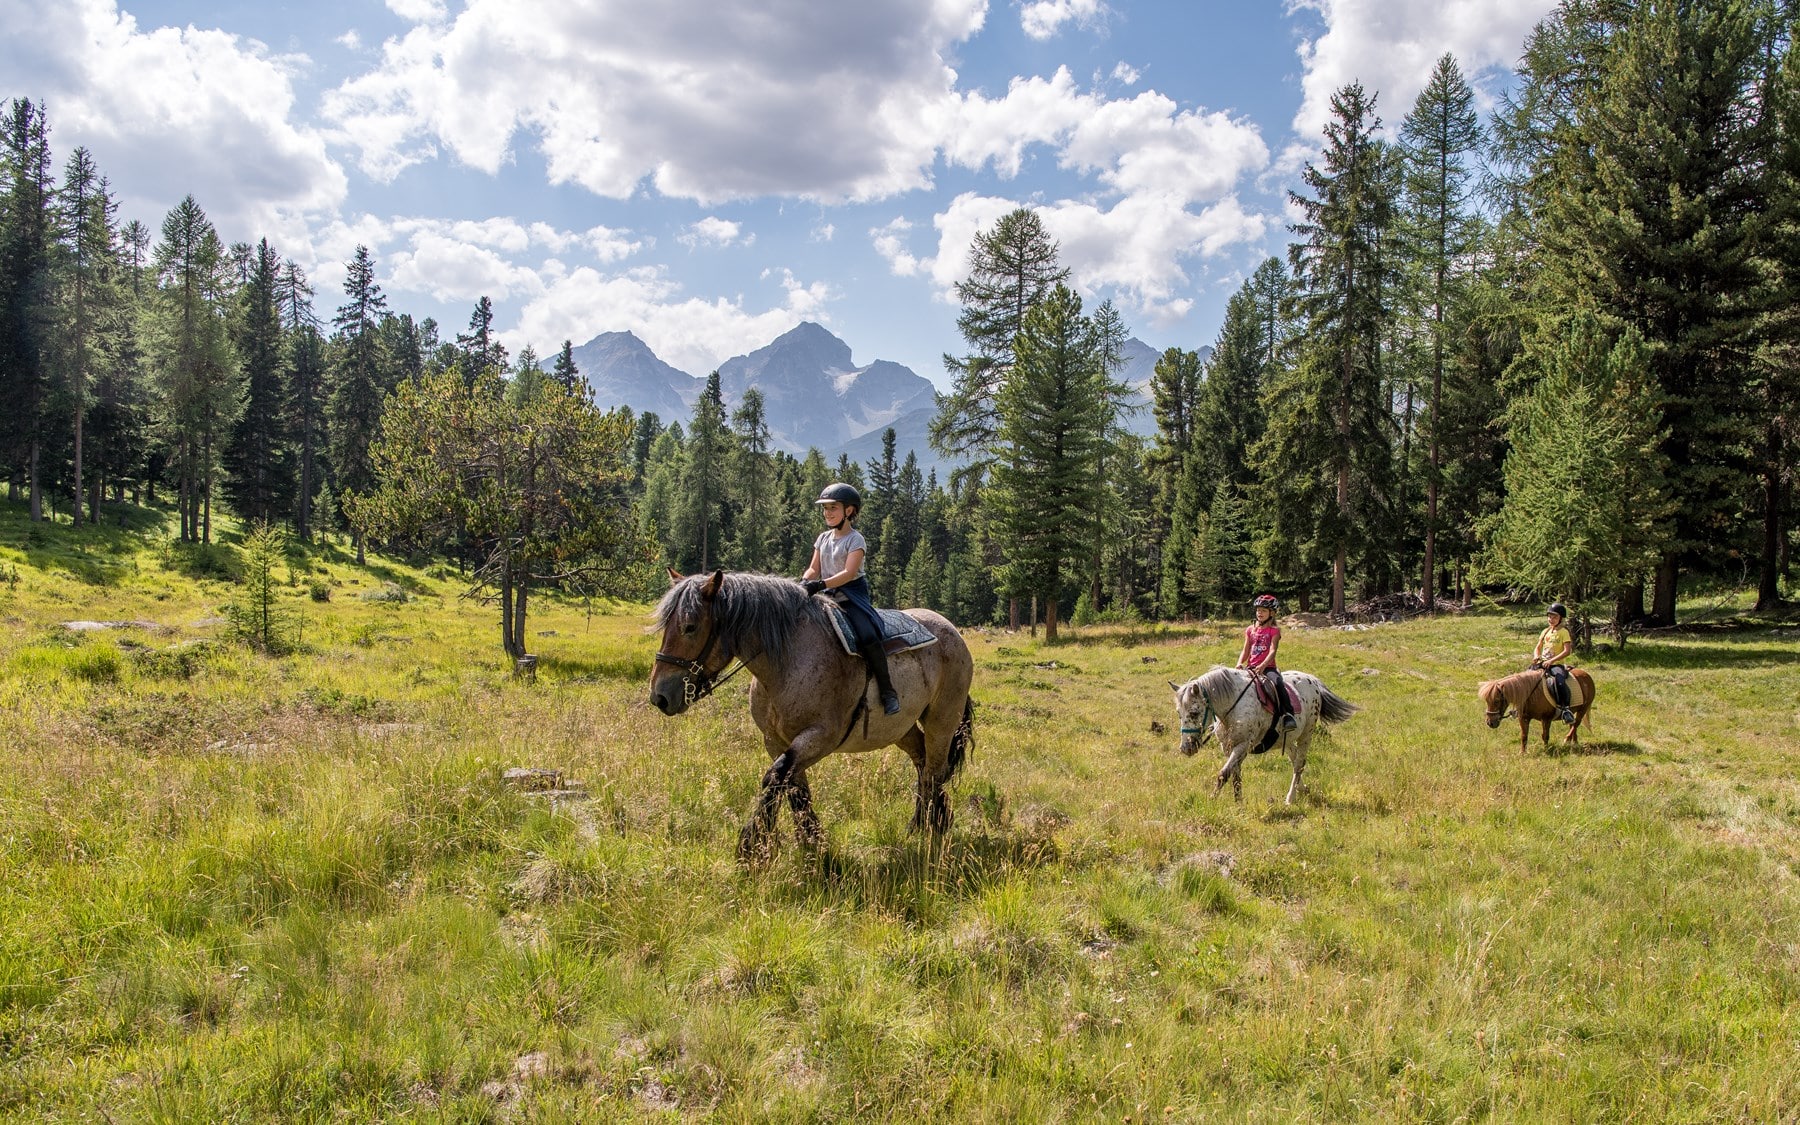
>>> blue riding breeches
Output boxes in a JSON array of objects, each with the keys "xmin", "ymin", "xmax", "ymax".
[{"xmin": 829, "ymin": 577, "xmax": 885, "ymax": 648}]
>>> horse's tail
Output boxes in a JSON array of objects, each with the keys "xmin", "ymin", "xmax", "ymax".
[
  {"xmin": 1317, "ymin": 684, "xmax": 1358, "ymax": 725},
  {"xmin": 945, "ymin": 697, "xmax": 974, "ymax": 779}
]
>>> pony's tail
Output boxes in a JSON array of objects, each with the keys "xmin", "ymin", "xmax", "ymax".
[
  {"xmin": 945, "ymin": 697, "xmax": 974, "ymax": 779},
  {"xmin": 1317, "ymin": 685, "xmax": 1358, "ymax": 725}
]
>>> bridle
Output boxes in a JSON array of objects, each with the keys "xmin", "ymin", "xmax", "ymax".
[
  {"xmin": 1180, "ymin": 674, "xmax": 1262, "ymax": 748},
  {"xmin": 1180, "ymin": 697, "xmax": 1217, "ymax": 746},
  {"xmin": 1483, "ymin": 683, "xmax": 1514, "ymax": 726},
  {"xmin": 654, "ymin": 612, "xmax": 749, "ymax": 707}
]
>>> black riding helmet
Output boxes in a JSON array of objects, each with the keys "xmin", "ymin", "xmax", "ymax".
[
  {"xmin": 815, "ymin": 482, "xmax": 862, "ymax": 516},
  {"xmin": 1547, "ymin": 602, "xmax": 1567, "ymax": 618}
]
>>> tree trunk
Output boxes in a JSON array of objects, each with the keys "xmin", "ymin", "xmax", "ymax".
[
  {"xmin": 1755, "ymin": 426, "xmax": 1783, "ymax": 610},
  {"xmin": 1650, "ymin": 553, "xmax": 1679, "ymax": 627},
  {"xmin": 513, "ymin": 581, "xmax": 529, "ymax": 658},
  {"xmin": 28, "ymin": 443, "xmax": 41, "ymax": 522},
  {"xmin": 1044, "ymin": 595, "xmax": 1059, "ymax": 643},
  {"xmin": 501, "ymin": 561, "xmax": 517, "ymax": 658}
]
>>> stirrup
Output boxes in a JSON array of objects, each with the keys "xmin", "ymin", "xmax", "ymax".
[
  {"xmin": 1558, "ymin": 707, "xmax": 1575, "ymax": 724},
  {"xmin": 880, "ymin": 691, "xmax": 901, "ymax": 715},
  {"xmin": 1279, "ymin": 713, "xmax": 1297, "ymax": 732}
]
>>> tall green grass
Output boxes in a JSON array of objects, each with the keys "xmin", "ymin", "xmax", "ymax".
[{"xmin": 2, "ymin": 499, "xmax": 1798, "ymax": 1119}]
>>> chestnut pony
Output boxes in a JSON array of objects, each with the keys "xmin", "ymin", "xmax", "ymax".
[
  {"xmin": 1477, "ymin": 668, "xmax": 1596, "ymax": 753},
  {"xmin": 651, "ymin": 570, "xmax": 974, "ymax": 862}
]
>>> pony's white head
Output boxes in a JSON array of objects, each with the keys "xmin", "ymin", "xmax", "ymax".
[{"xmin": 1169, "ymin": 679, "xmax": 1213, "ymax": 756}]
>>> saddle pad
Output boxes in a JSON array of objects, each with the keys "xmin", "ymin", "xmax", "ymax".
[
  {"xmin": 1538, "ymin": 670, "xmax": 1586, "ymax": 708},
  {"xmin": 822, "ymin": 602, "xmax": 939, "ymax": 657},
  {"xmin": 1252, "ymin": 676, "xmax": 1300, "ymax": 716}
]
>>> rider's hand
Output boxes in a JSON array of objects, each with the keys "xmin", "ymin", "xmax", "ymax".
[{"xmin": 801, "ymin": 578, "xmax": 827, "ymax": 595}]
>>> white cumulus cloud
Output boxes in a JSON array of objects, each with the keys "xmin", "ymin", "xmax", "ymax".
[
  {"xmin": 0, "ymin": 0, "xmax": 347, "ymax": 244},
  {"xmin": 323, "ymin": 0, "xmax": 989, "ymax": 204},
  {"xmin": 1285, "ymin": 0, "xmax": 1557, "ymax": 163},
  {"xmin": 1020, "ymin": 0, "xmax": 1108, "ymax": 40},
  {"xmin": 679, "ymin": 216, "xmax": 751, "ymax": 250}
]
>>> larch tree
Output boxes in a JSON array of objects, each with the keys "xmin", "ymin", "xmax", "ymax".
[
  {"xmin": 1399, "ymin": 52, "xmax": 1485, "ymax": 611},
  {"xmin": 931, "ymin": 207, "xmax": 1070, "ymax": 482},
  {"xmin": 151, "ymin": 194, "xmax": 238, "ymax": 543}
]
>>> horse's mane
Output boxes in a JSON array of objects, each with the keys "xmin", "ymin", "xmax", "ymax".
[
  {"xmin": 1478, "ymin": 669, "xmax": 1542, "ymax": 708},
  {"xmin": 653, "ymin": 572, "xmax": 830, "ymax": 665},
  {"xmin": 1192, "ymin": 665, "xmax": 1241, "ymax": 705}
]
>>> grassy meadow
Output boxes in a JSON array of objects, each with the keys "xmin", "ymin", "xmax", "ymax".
[{"xmin": 2, "ymin": 499, "xmax": 1799, "ymax": 1121}]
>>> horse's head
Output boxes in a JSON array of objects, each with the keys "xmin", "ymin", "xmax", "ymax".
[
  {"xmin": 650, "ymin": 568, "xmax": 727, "ymax": 715},
  {"xmin": 1170, "ymin": 679, "xmax": 1214, "ymax": 756},
  {"xmin": 1476, "ymin": 680, "xmax": 1507, "ymax": 728}
]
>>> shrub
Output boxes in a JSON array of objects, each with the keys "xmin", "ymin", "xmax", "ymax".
[{"xmin": 307, "ymin": 579, "xmax": 331, "ymax": 602}]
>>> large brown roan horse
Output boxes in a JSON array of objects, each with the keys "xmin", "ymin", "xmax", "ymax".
[
  {"xmin": 651, "ymin": 570, "xmax": 974, "ymax": 861},
  {"xmin": 1477, "ymin": 668, "xmax": 1596, "ymax": 754}
]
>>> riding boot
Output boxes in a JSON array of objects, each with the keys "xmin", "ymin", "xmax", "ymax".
[{"xmin": 859, "ymin": 640, "xmax": 901, "ymax": 714}]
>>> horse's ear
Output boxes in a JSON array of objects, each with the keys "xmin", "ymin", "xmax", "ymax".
[
  {"xmin": 1168, "ymin": 681, "xmax": 1181, "ymax": 693},
  {"xmin": 702, "ymin": 570, "xmax": 724, "ymax": 600},
  {"xmin": 1475, "ymin": 681, "xmax": 1491, "ymax": 698},
  {"xmin": 667, "ymin": 567, "xmax": 684, "ymax": 585}
]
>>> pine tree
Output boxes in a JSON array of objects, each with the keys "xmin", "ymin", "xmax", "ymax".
[
  {"xmin": 328, "ymin": 246, "xmax": 388, "ymax": 562},
  {"xmin": 151, "ymin": 195, "xmax": 238, "ymax": 542},
  {"xmin": 222, "ymin": 239, "xmax": 293, "ymax": 525},
  {"xmin": 1400, "ymin": 53, "xmax": 1485, "ymax": 610},
  {"xmin": 931, "ymin": 208, "xmax": 1070, "ymax": 482},
  {"xmin": 986, "ymin": 283, "xmax": 1106, "ymax": 641}
]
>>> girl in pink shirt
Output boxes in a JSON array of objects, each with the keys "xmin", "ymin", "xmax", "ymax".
[{"xmin": 1237, "ymin": 594, "xmax": 1296, "ymax": 731}]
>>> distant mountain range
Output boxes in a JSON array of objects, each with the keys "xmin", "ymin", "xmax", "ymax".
[{"xmin": 568, "ymin": 322, "xmax": 1208, "ymax": 481}]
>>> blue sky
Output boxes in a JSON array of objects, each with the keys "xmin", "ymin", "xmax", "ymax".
[{"xmin": 3, "ymin": 0, "xmax": 1555, "ymax": 387}]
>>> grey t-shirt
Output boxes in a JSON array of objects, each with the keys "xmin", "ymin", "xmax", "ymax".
[{"xmin": 814, "ymin": 528, "xmax": 867, "ymax": 582}]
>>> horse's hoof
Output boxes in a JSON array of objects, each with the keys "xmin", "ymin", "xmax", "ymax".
[{"xmin": 736, "ymin": 828, "xmax": 777, "ymax": 867}]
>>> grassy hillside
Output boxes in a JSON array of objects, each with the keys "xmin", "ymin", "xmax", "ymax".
[{"xmin": 2, "ymin": 500, "xmax": 1798, "ymax": 1121}]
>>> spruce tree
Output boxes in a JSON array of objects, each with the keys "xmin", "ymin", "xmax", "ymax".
[
  {"xmin": 680, "ymin": 372, "xmax": 730, "ymax": 572},
  {"xmin": 1507, "ymin": 0, "xmax": 1784, "ymax": 623},
  {"xmin": 728, "ymin": 387, "xmax": 773, "ymax": 571},
  {"xmin": 0, "ymin": 99, "xmax": 55, "ymax": 517},
  {"xmin": 222, "ymin": 239, "xmax": 293, "ymax": 525},
  {"xmin": 328, "ymin": 245, "xmax": 388, "ymax": 562},
  {"xmin": 986, "ymin": 283, "xmax": 1105, "ymax": 641},
  {"xmin": 551, "ymin": 339, "xmax": 582, "ymax": 398},
  {"xmin": 1260, "ymin": 81, "xmax": 1399, "ymax": 614}
]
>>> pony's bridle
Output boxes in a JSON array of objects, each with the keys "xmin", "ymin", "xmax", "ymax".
[
  {"xmin": 1181, "ymin": 698, "xmax": 1217, "ymax": 747},
  {"xmin": 654, "ymin": 615, "xmax": 747, "ymax": 707}
]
